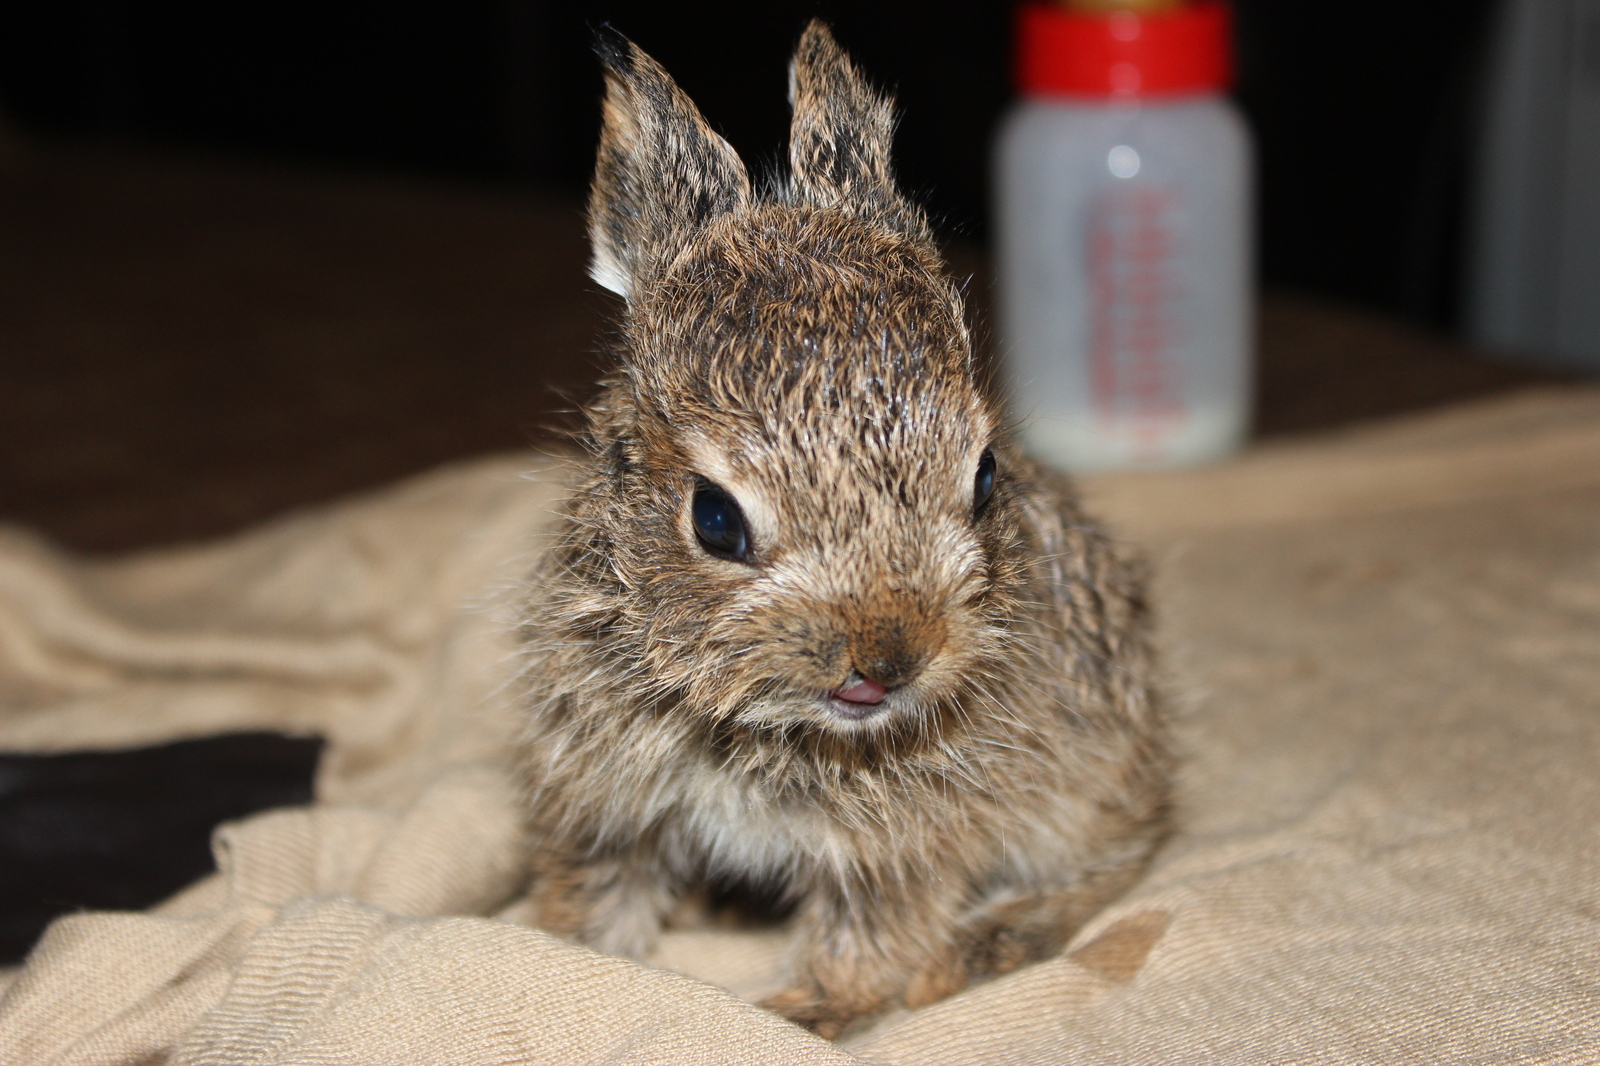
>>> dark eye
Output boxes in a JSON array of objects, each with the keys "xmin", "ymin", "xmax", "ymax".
[
  {"xmin": 974, "ymin": 449, "xmax": 996, "ymax": 514},
  {"xmin": 691, "ymin": 478, "xmax": 751, "ymax": 561}
]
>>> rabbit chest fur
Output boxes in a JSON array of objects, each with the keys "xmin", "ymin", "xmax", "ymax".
[{"xmin": 516, "ymin": 22, "xmax": 1172, "ymax": 1038}]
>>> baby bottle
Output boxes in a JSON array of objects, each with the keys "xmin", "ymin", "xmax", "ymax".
[{"xmin": 994, "ymin": 0, "xmax": 1253, "ymax": 470}]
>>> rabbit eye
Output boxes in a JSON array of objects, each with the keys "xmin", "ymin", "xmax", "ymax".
[
  {"xmin": 973, "ymin": 450, "xmax": 997, "ymax": 515},
  {"xmin": 691, "ymin": 478, "xmax": 751, "ymax": 562}
]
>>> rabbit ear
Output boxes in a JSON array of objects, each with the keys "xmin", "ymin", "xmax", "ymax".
[
  {"xmin": 787, "ymin": 21, "xmax": 927, "ymax": 238},
  {"xmin": 588, "ymin": 29, "xmax": 751, "ymax": 300}
]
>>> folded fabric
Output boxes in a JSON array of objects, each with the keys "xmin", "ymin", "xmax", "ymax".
[{"xmin": 3, "ymin": 387, "xmax": 1599, "ymax": 1064}]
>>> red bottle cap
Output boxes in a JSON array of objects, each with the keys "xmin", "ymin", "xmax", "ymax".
[{"xmin": 1015, "ymin": 1, "xmax": 1233, "ymax": 99}]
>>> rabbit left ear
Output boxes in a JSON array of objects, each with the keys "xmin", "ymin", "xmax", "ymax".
[
  {"xmin": 588, "ymin": 28, "xmax": 751, "ymax": 300},
  {"xmin": 787, "ymin": 21, "xmax": 929, "ymax": 240}
]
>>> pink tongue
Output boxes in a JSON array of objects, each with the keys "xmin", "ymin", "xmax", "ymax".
[{"xmin": 833, "ymin": 677, "xmax": 888, "ymax": 705}]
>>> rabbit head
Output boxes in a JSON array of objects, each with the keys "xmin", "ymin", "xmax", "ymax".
[{"xmin": 557, "ymin": 22, "xmax": 1030, "ymax": 742}]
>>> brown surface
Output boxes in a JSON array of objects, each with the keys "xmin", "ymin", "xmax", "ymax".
[
  {"xmin": 0, "ymin": 147, "xmax": 612, "ymax": 554},
  {"xmin": 0, "ymin": 145, "xmax": 1568, "ymax": 554}
]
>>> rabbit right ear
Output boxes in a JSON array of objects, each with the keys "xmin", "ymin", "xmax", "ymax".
[
  {"xmin": 588, "ymin": 29, "xmax": 752, "ymax": 301},
  {"xmin": 787, "ymin": 21, "xmax": 929, "ymax": 242}
]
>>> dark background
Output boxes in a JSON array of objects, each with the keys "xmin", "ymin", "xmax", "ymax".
[{"xmin": 2, "ymin": 0, "xmax": 1501, "ymax": 328}]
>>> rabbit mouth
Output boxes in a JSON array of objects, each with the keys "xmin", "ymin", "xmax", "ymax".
[{"xmin": 827, "ymin": 677, "xmax": 891, "ymax": 721}]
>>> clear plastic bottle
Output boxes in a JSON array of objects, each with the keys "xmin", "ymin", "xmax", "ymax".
[{"xmin": 995, "ymin": 0, "xmax": 1253, "ymax": 471}]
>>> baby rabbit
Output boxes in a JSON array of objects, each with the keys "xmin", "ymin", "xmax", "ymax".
[{"xmin": 518, "ymin": 21, "xmax": 1171, "ymax": 1038}]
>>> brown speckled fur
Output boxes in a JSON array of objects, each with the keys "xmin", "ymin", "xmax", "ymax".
[{"xmin": 517, "ymin": 22, "xmax": 1171, "ymax": 1038}]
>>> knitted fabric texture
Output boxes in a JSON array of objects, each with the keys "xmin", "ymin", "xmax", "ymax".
[{"xmin": 3, "ymin": 387, "xmax": 1600, "ymax": 1064}]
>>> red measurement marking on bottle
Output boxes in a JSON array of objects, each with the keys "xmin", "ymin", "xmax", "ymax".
[{"xmin": 1087, "ymin": 185, "xmax": 1187, "ymax": 459}]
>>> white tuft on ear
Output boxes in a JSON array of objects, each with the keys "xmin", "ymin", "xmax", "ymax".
[{"xmin": 590, "ymin": 245, "xmax": 632, "ymax": 300}]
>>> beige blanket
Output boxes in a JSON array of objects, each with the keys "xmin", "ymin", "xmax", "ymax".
[{"xmin": 3, "ymin": 388, "xmax": 1600, "ymax": 1064}]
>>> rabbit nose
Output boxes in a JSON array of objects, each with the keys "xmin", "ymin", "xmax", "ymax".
[
  {"xmin": 857, "ymin": 653, "xmax": 919, "ymax": 691},
  {"xmin": 849, "ymin": 617, "xmax": 944, "ymax": 690}
]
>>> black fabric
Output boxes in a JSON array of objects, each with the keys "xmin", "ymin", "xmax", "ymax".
[{"xmin": 0, "ymin": 732, "xmax": 322, "ymax": 964}]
